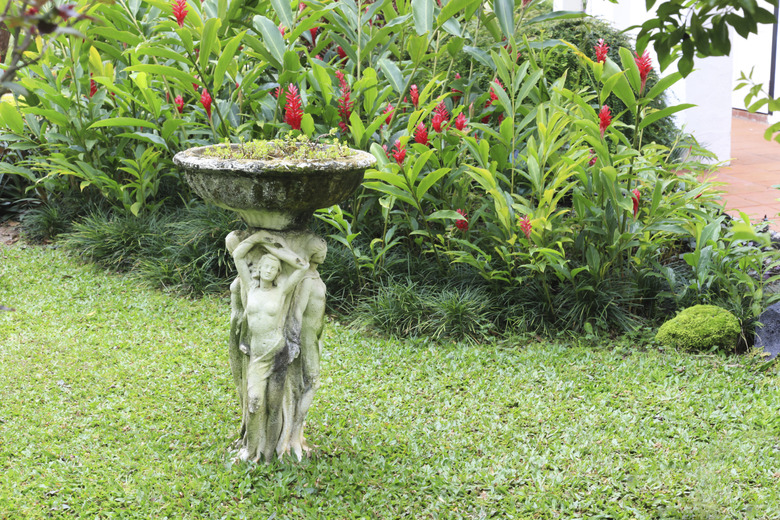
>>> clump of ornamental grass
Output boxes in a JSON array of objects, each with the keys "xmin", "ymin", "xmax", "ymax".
[{"xmin": 203, "ymin": 134, "xmax": 355, "ymax": 162}]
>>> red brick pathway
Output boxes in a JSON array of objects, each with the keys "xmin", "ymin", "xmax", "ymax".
[{"xmin": 712, "ymin": 116, "xmax": 780, "ymax": 230}]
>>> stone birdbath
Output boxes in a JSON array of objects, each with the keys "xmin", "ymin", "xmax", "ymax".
[{"xmin": 173, "ymin": 139, "xmax": 375, "ymax": 462}]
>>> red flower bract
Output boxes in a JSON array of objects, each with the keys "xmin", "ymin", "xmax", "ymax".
[
  {"xmin": 635, "ymin": 50, "xmax": 652, "ymax": 94},
  {"xmin": 631, "ymin": 188, "xmax": 641, "ymax": 218},
  {"xmin": 455, "ymin": 209, "xmax": 468, "ymax": 231},
  {"xmin": 172, "ymin": 0, "xmax": 188, "ymax": 28},
  {"xmin": 200, "ymin": 89, "xmax": 212, "ymax": 119},
  {"xmin": 337, "ymin": 82, "xmax": 353, "ymax": 133},
  {"xmin": 409, "ymin": 85, "xmax": 419, "ymax": 108},
  {"xmin": 598, "ymin": 105, "xmax": 612, "ymax": 138},
  {"xmin": 454, "ymin": 112, "xmax": 467, "ymax": 131},
  {"xmin": 175, "ymin": 94, "xmax": 184, "ymax": 114},
  {"xmin": 519, "ymin": 216, "xmax": 532, "ymax": 239},
  {"xmin": 594, "ymin": 38, "xmax": 609, "ymax": 64},
  {"xmin": 89, "ymin": 76, "xmax": 97, "ymax": 98},
  {"xmin": 284, "ymin": 84, "xmax": 303, "ymax": 130},
  {"xmin": 414, "ymin": 123, "xmax": 429, "ymax": 146},
  {"xmin": 383, "ymin": 104, "xmax": 394, "ymax": 125},
  {"xmin": 390, "ymin": 139, "xmax": 406, "ymax": 165}
]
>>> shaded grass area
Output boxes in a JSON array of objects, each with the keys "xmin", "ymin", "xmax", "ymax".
[{"xmin": 1, "ymin": 244, "xmax": 779, "ymax": 519}]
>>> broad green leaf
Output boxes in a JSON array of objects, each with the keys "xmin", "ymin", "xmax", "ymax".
[
  {"xmin": 311, "ymin": 62, "xmax": 332, "ymax": 105},
  {"xmin": 378, "ymin": 58, "xmax": 405, "ymax": 94},
  {"xmin": 214, "ymin": 31, "xmax": 245, "ymax": 91},
  {"xmin": 412, "ymin": 0, "xmax": 434, "ymax": 36},
  {"xmin": 88, "ymin": 117, "xmax": 159, "ymax": 130},
  {"xmin": 645, "ymin": 71, "xmax": 683, "ymax": 101},
  {"xmin": 116, "ymin": 132, "xmax": 169, "ymax": 149},
  {"xmin": 329, "ymin": 32, "xmax": 358, "ymax": 63},
  {"xmin": 134, "ymin": 45, "xmax": 190, "ymax": 64},
  {"xmin": 23, "ymin": 107, "xmax": 69, "ymax": 127},
  {"xmin": 88, "ymin": 47, "xmax": 104, "ymax": 76},
  {"xmin": 125, "ymin": 64, "xmax": 198, "ymax": 94},
  {"xmin": 638, "ymin": 103, "xmax": 695, "ymax": 130},
  {"xmin": 619, "ymin": 46, "xmax": 641, "ymax": 94},
  {"xmin": 349, "ymin": 111, "xmax": 366, "ymax": 144},
  {"xmin": 525, "ymin": 10, "xmax": 587, "ymax": 25},
  {"xmin": 407, "ymin": 34, "xmax": 429, "ymax": 65},
  {"xmin": 494, "ymin": 0, "xmax": 514, "ymax": 39},
  {"xmin": 362, "ymin": 182, "xmax": 417, "ymax": 207},
  {"xmin": 438, "ymin": 0, "xmax": 477, "ymax": 25},
  {"xmin": 463, "ymin": 46, "xmax": 494, "ymax": 69},
  {"xmin": 0, "ymin": 102, "xmax": 24, "ymax": 134},
  {"xmin": 200, "ymin": 18, "xmax": 222, "ymax": 72},
  {"xmin": 162, "ymin": 118, "xmax": 189, "ymax": 141},
  {"xmin": 427, "ymin": 209, "xmax": 465, "ymax": 221},
  {"xmin": 408, "ymin": 149, "xmax": 436, "ymax": 187},
  {"xmin": 365, "ymin": 170, "xmax": 408, "ymax": 190},
  {"xmin": 89, "ymin": 28, "xmax": 141, "ymax": 46},
  {"xmin": 254, "ymin": 15, "xmax": 286, "ymax": 66},
  {"xmin": 416, "ymin": 167, "xmax": 449, "ymax": 201},
  {"xmin": 271, "ymin": 0, "xmax": 294, "ymax": 29}
]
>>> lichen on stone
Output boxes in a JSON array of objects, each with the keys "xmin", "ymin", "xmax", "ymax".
[{"xmin": 655, "ymin": 304, "xmax": 741, "ymax": 352}]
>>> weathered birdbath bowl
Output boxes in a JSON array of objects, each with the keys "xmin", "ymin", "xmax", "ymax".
[
  {"xmin": 174, "ymin": 141, "xmax": 375, "ymax": 463},
  {"xmin": 174, "ymin": 143, "xmax": 375, "ymax": 230}
]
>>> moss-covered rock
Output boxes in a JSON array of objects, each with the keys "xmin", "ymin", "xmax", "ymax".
[{"xmin": 655, "ymin": 305, "xmax": 741, "ymax": 352}]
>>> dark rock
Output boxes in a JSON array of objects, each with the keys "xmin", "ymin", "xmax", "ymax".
[{"xmin": 755, "ymin": 302, "xmax": 780, "ymax": 360}]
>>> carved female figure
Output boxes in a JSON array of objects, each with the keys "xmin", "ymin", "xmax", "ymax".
[{"xmin": 231, "ymin": 231, "xmax": 309, "ymax": 462}]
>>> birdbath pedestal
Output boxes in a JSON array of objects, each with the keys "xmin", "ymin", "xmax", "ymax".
[{"xmin": 174, "ymin": 143, "xmax": 375, "ymax": 462}]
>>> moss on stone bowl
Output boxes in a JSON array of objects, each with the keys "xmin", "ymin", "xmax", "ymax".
[
  {"xmin": 655, "ymin": 304, "xmax": 741, "ymax": 352},
  {"xmin": 173, "ymin": 142, "xmax": 376, "ymax": 230}
]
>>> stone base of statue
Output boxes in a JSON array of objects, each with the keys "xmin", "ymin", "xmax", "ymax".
[{"xmin": 173, "ymin": 142, "xmax": 375, "ymax": 463}]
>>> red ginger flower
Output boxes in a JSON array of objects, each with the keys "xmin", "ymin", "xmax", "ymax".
[
  {"xmin": 382, "ymin": 104, "xmax": 394, "ymax": 125},
  {"xmin": 172, "ymin": 0, "xmax": 188, "ymax": 28},
  {"xmin": 594, "ymin": 38, "xmax": 609, "ymax": 64},
  {"xmin": 414, "ymin": 123, "xmax": 429, "ymax": 146},
  {"xmin": 335, "ymin": 70, "xmax": 348, "ymax": 89},
  {"xmin": 432, "ymin": 102, "xmax": 449, "ymax": 132},
  {"xmin": 635, "ymin": 50, "xmax": 652, "ymax": 94},
  {"xmin": 409, "ymin": 85, "xmax": 419, "ymax": 108},
  {"xmin": 200, "ymin": 89, "xmax": 212, "ymax": 119},
  {"xmin": 455, "ymin": 209, "xmax": 468, "ymax": 231},
  {"xmin": 631, "ymin": 188, "xmax": 641, "ymax": 218},
  {"xmin": 588, "ymin": 149, "xmax": 597, "ymax": 166},
  {"xmin": 519, "ymin": 216, "xmax": 532, "ymax": 239},
  {"xmin": 284, "ymin": 84, "xmax": 303, "ymax": 130},
  {"xmin": 337, "ymin": 46, "xmax": 347, "ymax": 60},
  {"xmin": 89, "ymin": 74, "xmax": 97, "ymax": 98},
  {"xmin": 454, "ymin": 112, "xmax": 467, "ymax": 131},
  {"xmin": 390, "ymin": 139, "xmax": 406, "ymax": 165},
  {"xmin": 174, "ymin": 94, "xmax": 184, "ymax": 114},
  {"xmin": 598, "ymin": 105, "xmax": 612, "ymax": 138},
  {"xmin": 337, "ymin": 86, "xmax": 353, "ymax": 133}
]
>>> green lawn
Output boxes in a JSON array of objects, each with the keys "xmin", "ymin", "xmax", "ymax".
[{"xmin": 1, "ymin": 244, "xmax": 779, "ymax": 519}]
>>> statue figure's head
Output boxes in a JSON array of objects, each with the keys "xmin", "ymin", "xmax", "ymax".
[
  {"xmin": 253, "ymin": 254, "xmax": 282, "ymax": 283},
  {"xmin": 307, "ymin": 236, "xmax": 328, "ymax": 265}
]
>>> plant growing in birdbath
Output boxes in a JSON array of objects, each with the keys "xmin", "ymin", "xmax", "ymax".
[{"xmin": 202, "ymin": 134, "xmax": 356, "ymax": 162}]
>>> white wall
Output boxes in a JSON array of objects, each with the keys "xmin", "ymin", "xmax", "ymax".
[
  {"xmin": 731, "ymin": 21, "xmax": 780, "ymax": 125},
  {"xmin": 553, "ymin": 0, "xmax": 733, "ymax": 161}
]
